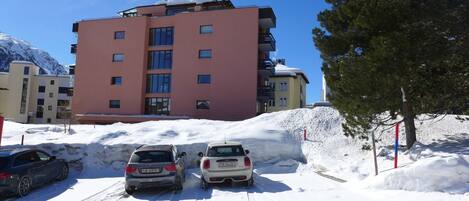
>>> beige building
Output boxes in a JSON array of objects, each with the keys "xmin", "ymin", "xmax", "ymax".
[
  {"xmin": 0, "ymin": 61, "xmax": 73, "ymax": 124},
  {"xmin": 267, "ymin": 64, "xmax": 309, "ymax": 112}
]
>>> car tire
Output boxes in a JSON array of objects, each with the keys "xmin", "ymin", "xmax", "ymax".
[
  {"xmin": 57, "ymin": 164, "xmax": 69, "ymax": 181},
  {"xmin": 245, "ymin": 177, "xmax": 254, "ymax": 187},
  {"xmin": 125, "ymin": 185, "xmax": 135, "ymax": 195},
  {"xmin": 17, "ymin": 176, "xmax": 32, "ymax": 197},
  {"xmin": 201, "ymin": 178, "xmax": 209, "ymax": 191}
]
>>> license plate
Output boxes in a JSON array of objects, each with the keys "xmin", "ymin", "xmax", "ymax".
[
  {"xmin": 140, "ymin": 168, "xmax": 161, "ymax": 174},
  {"xmin": 218, "ymin": 162, "xmax": 236, "ymax": 168}
]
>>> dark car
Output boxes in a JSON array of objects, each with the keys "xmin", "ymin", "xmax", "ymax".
[
  {"xmin": 125, "ymin": 145, "xmax": 186, "ymax": 195},
  {"xmin": 0, "ymin": 148, "xmax": 69, "ymax": 197}
]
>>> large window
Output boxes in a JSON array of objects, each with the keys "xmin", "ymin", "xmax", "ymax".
[
  {"xmin": 19, "ymin": 78, "xmax": 28, "ymax": 114},
  {"xmin": 147, "ymin": 74, "xmax": 171, "ymax": 93},
  {"xmin": 199, "ymin": 49, "xmax": 212, "ymax": 59},
  {"xmin": 280, "ymin": 82, "xmax": 288, "ymax": 91},
  {"xmin": 59, "ymin": 87, "xmax": 69, "ymax": 94},
  {"xmin": 145, "ymin": 97, "xmax": 170, "ymax": 115},
  {"xmin": 36, "ymin": 106, "xmax": 43, "ymax": 118},
  {"xmin": 200, "ymin": 25, "xmax": 213, "ymax": 34},
  {"xmin": 196, "ymin": 100, "xmax": 210, "ymax": 110},
  {"xmin": 109, "ymin": 100, "xmax": 120, "ymax": 109},
  {"xmin": 149, "ymin": 27, "xmax": 174, "ymax": 46},
  {"xmin": 197, "ymin": 75, "xmax": 211, "ymax": 84},
  {"xmin": 114, "ymin": 31, "xmax": 125, "ymax": 40},
  {"xmin": 113, "ymin": 54, "xmax": 124, "ymax": 62},
  {"xmin": 111, "ymin": 77, "xmax": 122, "ymax": 85},
  {"xmin": 38, "ymin": 86, "xmax": 45, "ymax": 93},
  {"xmin": 148, "ymin": 50, "xmax": 172, "ymax": 69},
  {"xmin": 24, "ymin": 66, "xmax": 29, "ymax": 75},
  {"xmin": 37, "ymin": 99, "xmax": 44, "ymax": 106}
]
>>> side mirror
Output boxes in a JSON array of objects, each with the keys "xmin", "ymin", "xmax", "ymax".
[
  {"xmin": 49, "ymin": 156, "xmax": 56, "ymax": 161},
  {"xmin": 245, "ymin": 150, "xmax": 250, "ymax": 155},
  {"xmin": 179, "ymin": 152, "xmax": 186, "ymax": 157},
  {"xmin": 198, "ymin": 152, "xmax": 204, "ymax": 157}
]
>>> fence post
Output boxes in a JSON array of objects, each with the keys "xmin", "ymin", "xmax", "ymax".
[
  {"xmin": 21, "ymin": 135, "xmax": 24, "ymax": 146},
  {"xmin": 304, "ymin": 128, "xmax": 307, "ymax": 141},
  {"xmin": 394, "ymin": 122, "xmax": 400, "ymax": 168},
  {"xmin": 0, "ymin": 116, "xmax": 4, "ymax": 147}
]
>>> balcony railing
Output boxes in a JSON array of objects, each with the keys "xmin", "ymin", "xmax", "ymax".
[
  {"xmin": 257, "ymin": 86, "xmax": 275, "ymax": 101},
  {"xmin": 258, "ymin": 59, "xmax": 275, "ymax": 74},
  {"xmin": 70, "ymin": 44, "xmax": 77, "ymax": 54},
  {"xmin": 72, "ymin": 23, "xmax": 79, "ymax": 33},
  {"xmin": 259, "ymin": 33, "xmax": 276, "ymax": 52},
  {"xmin": 259, "ymin": 8, "xmax": 276, "ymax": 29}
]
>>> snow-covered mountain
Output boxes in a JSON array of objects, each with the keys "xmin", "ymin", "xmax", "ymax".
[{"xmin": 0, "ymin": 32, "xmax": 67, "ymax": 74}]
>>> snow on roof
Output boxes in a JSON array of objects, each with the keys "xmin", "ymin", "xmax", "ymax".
[
  {"xmin": 274, "ymin": 64, "xmax": 310, "ymax": 83},
  {"xmin": 155, "ymin": 0, "xmax": 217, "ymax": 6}
]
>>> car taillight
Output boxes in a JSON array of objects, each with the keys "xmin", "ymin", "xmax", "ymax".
[
  {"xmin": 203, "ymin": 159, "xmax": 210, "ymax": 169},
  {"xmin": 0, "ymin": 172, "xmax": 11, "ymax": 180},
  {"xmin": 244, "ymin": 157, "xmax": 251, "ymax": 167},
  {"xmin": 125, "ymin": 165, "xmax": 137, "ymax": 174},
  {"xmin": 164, "ymin": 164, "xmax": 177, "ymax": 172}
]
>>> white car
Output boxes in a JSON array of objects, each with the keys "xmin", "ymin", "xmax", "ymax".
[{"xmin": 198, "ymin": 141, "xmax": 253, "ymax": 189}]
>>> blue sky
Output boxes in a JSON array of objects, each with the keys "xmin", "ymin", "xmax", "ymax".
[{"xmin": 0, "ymin": 0, "xmax": 329, "ymax": 104}]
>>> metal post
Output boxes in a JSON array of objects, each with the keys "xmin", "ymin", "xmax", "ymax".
[
  {"xmin": 0, "ymin": 116, "xmax": 4, "ymax": 147},
  {"xmin": 303, "ymin": 128, "xmax": 307, "ymax": 141},
  {"xmin": 394, "ymin": 122, "xmax": 400, "ymax": 168},
  {"xmin": 21, "ymin": 135, "xmax": 24, "ymax": 146},
  {"xmin": 371, "ymin": 130, "xmax": 379, "ymax": 175}
]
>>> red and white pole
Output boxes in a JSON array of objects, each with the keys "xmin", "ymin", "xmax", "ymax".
[
  {"xmin": 0, "ymin": 116, "xmax": 4, "ymax": 147},
  {"xmin": 394, "ymin": 122, "xmax": 400, "ymax": 169},
  {"xmin": 303, "ymin": 128, "xmax": 307, "ymax": 141}
]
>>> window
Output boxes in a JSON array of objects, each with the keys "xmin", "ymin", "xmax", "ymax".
[
  {"xmin": 36, "ymin": 151, "xmax": 50, "ymax": 161},
  {"xmin": 130, "ymin": 151, "xmax": 173, "ymax": 163},
  {"xmin": 13, "ymin": 152, "xmax": 40, "ymax": 167},
  {"xmin": 114, "ymin": 31, "xmax": 125, "ymax": 40},
  {"xmin": 196, "ymin": 100, "xmax": 210, "ymax": 110},
  {"xmin": 57, "ymin": 100, "xmax": 70, "ymax": 119},
  {"xmin": 200, "ymin": 25, "xmax": 213, "ymax": 34},
  {"xmin": 149, "ymin": 27, "xmax": 174, "ymax": 46},
  {"xmin": 207, "ymin": 145, "xmax": 245, "ymax": 157},
  {"xmin": 145, "ymin": 97, "xmax": 171, "ymax": 115},
  {"xmin": 112, "ymin": 54, "xmax": 124, "ymax": 62},
  {"xmin": 199, "ymin": 49, "xmax": 212, "ymax": 59},
  {"xmin": 268, "ymin": 99, "xmax": 275, "ymax": 107},
  {"xmin": 37, "ymin": 99, "xmax": 44, "ymax": 106},
  {"xmin": 111, "ymin": 77, "xmax": 122, "ymax": 85},
  {"xmin": 166, "ymin": 7, "xmax": 193, "ymax": 16},
  {"xmin": 50, "ymin": 80, "xmax": 55, "ymax": 85},
  {"xmin": 280, "ymin": 98, "xmax": 288, "ymax": 107},
  {"xmin": 57, "ymin": 100, "xmax": 70, "ymax": 107},
  {"xmin": 38, "ymin": 86, "xmax": 46, "ymax": 93},
  {"xmin": 109, "ymin": 100, "xmax": 120, "ymax": 108},
  {"xmin": 47, "ymin": 118, "xmax": 51, "ymax": 123},
  {"xmin": 58, "ymin": 87, "xmax": 69, "ymax": 94},
  {"xmin": 270, "ymin": 82, "xmax": 276, "ymax": 91},
  {"xmin": 36, "ymin": 106, "xmax": 44, "ymax": 118},
  {"xmin": 49, "ymin": 93, "xmax": 54, "ymax": 98},
  {"xmin": 48, "ymin": 105, "xmax": 52, "ymax": 111},
  {"xmin": 147, "ymin": 74, "xmax": 171, "ymax": 93},
  {"xmin": 24, "ymin": 66, "xmax": 29, "ymax": 75},
  {"xmin": 197, "ymin": 75, "xmax": 211, "ymax": 84},
  {"xmin": 19, "ymin": 78, "xmax": 28, "ymax": 114},
  {"xmin": 148, "ymin": 50, "xmax": 172, "ymax": 69},
  {"xmin": 280, "ymin": 82, "xmax": 288, "ymax": 91}
]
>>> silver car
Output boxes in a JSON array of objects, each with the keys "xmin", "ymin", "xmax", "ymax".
[{"xmin": 124, "ymin": 145, "xmax": 186, "ymax": 194}]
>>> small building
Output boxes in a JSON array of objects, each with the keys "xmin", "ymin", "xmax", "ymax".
[
  {"xmin": 0, "ymin": 61, "xmax": 73, "ymax": 124},
  {"xmin": 267, "ymin": 64, "xmax": 309, "ymax": 112}
]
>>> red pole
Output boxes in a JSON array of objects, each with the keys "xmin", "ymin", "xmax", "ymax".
[
  {"xmin": 394, "ymin": 122, "xmax": 400, "ymax": 169},
  {"xmin": 0, "ymin": 116, "xmax": 4, "ymax": 147},
  {"xmin": 303, "ymin": 128, "xmax": 307, "ymax": 141}
]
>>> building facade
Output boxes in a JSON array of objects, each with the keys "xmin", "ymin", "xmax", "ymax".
[
  {"xmin": 267, "ymin": 64, "xmax": 309, "ymax": 112},
  {"xmin": 72, "ymin": 0, "xmax": 276, "ymax": 123},
  {"xmin": 0, "ymin": 61, "xmax": 73, "ymax": 124}
]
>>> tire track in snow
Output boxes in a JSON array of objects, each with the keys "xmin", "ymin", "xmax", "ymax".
[{"xmin": 81, "ymin": 180, "xmax": 124, "ymax": 201}]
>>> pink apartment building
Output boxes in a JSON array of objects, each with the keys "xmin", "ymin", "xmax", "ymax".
[{"xmin": 71, "ymin": 0, "xmax": 276, "ymax": 123}]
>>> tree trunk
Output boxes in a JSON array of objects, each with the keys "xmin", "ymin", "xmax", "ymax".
[{"xmin": 402, "ymin": 101, "xmax": 416, "ymax": 149}]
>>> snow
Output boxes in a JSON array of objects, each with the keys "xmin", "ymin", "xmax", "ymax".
[
  {"xmin": 274, "ymin": 64, "xmax": 305, "ymax": 77},
  {"xmin": 1, "ymin": 107, "xmax": 468, "ymax": 200}
]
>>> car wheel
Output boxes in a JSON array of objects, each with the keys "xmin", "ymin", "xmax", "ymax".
[
  {"xmin": 245, "ymin": 177, "xmax": 254, "ymax": 187},
  {"xmin": 125, "ymin": 185, "xmax": 135, "ymax": 195},
  {"xmin": 201, "ymin": 178, "xmax": 209, "ymax": 191},
  {"xmin": 57, "ymin": 164, "xmax": 69, "ymax": 181},
  {"xmin": 17, "ymin": 176, "xmax": 32, "ymax": 197}
]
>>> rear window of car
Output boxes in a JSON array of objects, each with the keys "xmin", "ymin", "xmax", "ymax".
[
  {"xmin": 207, "ymin": 145, "xmax": 245, "ymax": 157},
  {"xmin": 130, "ymin": 151, "xmax": 173, "ymax": 163},
  {"xmin": 0, "ymin": 157, "xmax": 10, "ymax": 169}
]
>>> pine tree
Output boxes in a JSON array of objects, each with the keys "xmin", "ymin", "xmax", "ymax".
[{"xmin": 313, "ymin": 0, "xmax": 469, "ymax": 148}]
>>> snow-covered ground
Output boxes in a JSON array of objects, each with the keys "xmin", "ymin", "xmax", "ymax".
[{"xmin": 1, "ymin": 107, "xmax": 468, "ymax": 200}]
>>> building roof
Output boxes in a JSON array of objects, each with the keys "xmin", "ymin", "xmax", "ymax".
[
  {"xmin": 273, "ymin": 64, "xmax": 310, "ymax": 83},
  {"xmin": 11, "ymin": 60, "xmax": 35, "ymax": 65}
]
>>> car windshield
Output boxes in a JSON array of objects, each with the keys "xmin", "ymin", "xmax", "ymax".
[
  {"xmin": 130, "ymin": 151, "xmax": 172, "ymax": 163},
  {"xmin": 0, "ymin": 157, "xmax": 9, "ymax": 169},
  {"xmin": 207, "ymin": 145, "xmax": 245, "ymax": 157}
]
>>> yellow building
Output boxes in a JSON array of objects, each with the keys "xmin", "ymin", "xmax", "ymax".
[
  {"xmin": 0, "ymin": 61, "xmax": 73, "ymax": 124},
  {"xmin": 267, "ymin": 64, "xmax": 309, "ymax": 112}
]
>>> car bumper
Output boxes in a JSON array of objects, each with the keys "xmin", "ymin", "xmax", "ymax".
[
  {"xmin": 202, "ymin": 168, "xmax": 253, "ymax": 183},
  {"xmin": 0, "ymin": 185, "xmax": 15, "ymax": 195},
  {"xmin": 125, "ymin": 175, "xmax": 177, "ymax": 189}
]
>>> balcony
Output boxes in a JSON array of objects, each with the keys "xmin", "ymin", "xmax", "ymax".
[
  {"xmin": 259, "ymin": 8, "xmax": 276, "ymax": 29},
  {"xmin": 70, "ymin": 44, "xmax": 77, "ymax": 54},
  {"xmin": 258, "ymin": 59, "xmax": 275, "ymax": 76},
  {"xmin": 257, "ymin": 86, "xmax": 274, "ymax": 101},
  {"xmin": 259, "ymin": 33, "xmax": 276, "ymax": 52},
  {"xmin": 72, "ymin": 22, "xmax": 79, "ymax": 33}
]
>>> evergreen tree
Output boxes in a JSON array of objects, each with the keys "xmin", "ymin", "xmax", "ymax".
[{"xmin": 313, "ymin": 0, "xmax": 469, "ymax": 148}]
